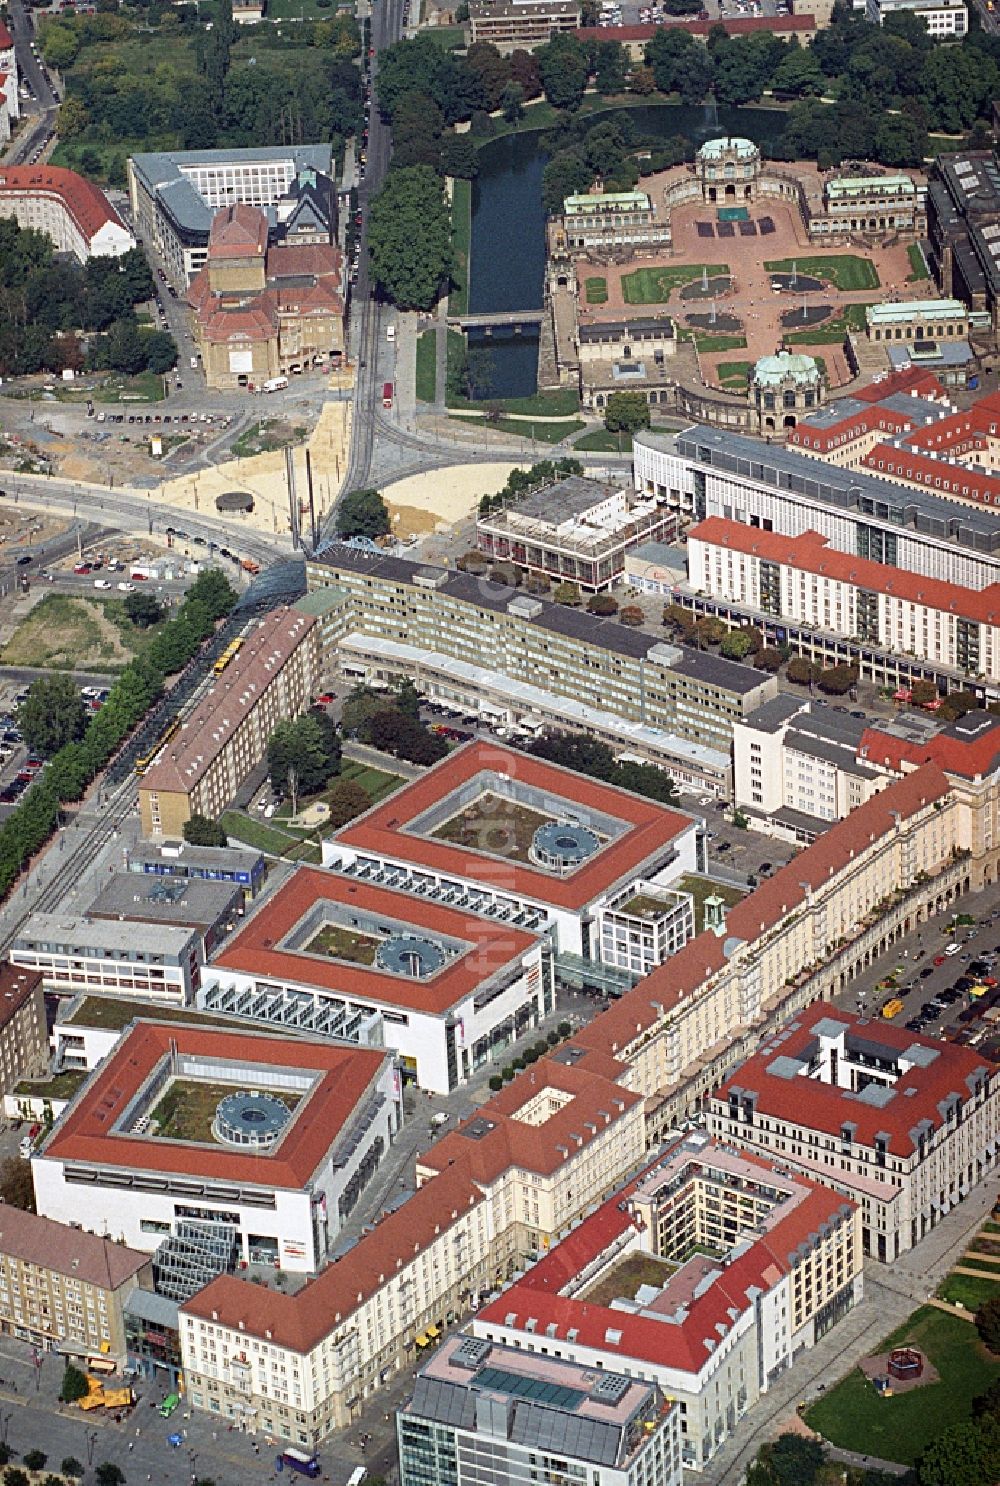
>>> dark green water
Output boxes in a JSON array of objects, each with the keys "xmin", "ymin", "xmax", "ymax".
[{"xmin": 468, "ymin": 101, "xmax": 791, "ymax": 397}]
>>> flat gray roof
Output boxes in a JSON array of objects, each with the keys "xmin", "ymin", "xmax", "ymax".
[
  {"xmin": 130, "ymin": 145, "xmax": 333, "ymax": 237},
  {"xmin": 87, "ymin": 873, "xmax": 242, "ymax": 928},
  {"xmin": 742, "ymin": 694, "xmax": 807, "ymax": 734},
  {"xmin": 315, "ymin": 548, "xmax": 768, "ymax": 694},
  {"xmin": 126, "ymin": 841, "xmax": 263, "ymax": 875},
  {"xmin": 504, "ymin": 475, "xmax": 621, "ymax": 525},
  {"xmin": 658, "ymin": 426, "xmax": 1000, "ymax": 552},
  {"xmin": 14, "ymin": 912, "xmax": 198, "ymax": 959}
]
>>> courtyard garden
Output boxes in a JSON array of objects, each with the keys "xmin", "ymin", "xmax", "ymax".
[
  {"xmin": 584, "ymin": 276, "xmax": 608, "ymax": 305},
  {"xmin": 622, "ymin": 264, "xmax": 730, "ymax": 304},
  {"xmin": 150, "ymin": 1079, "xmax": 301, "ymax": 1143},
  {"xmin": 305, "ymin": 923, "xmax": 380, "ymax": 966},
  {"xmin": 764, "ymin": 255, "xmax": 880, "ymax": 291}
]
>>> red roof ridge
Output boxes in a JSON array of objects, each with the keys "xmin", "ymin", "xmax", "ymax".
[{"xmin": 0, "ymin": 165, "xmax": 126, "ymax": 245}]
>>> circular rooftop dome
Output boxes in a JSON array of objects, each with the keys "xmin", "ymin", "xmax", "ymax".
[
  {"xmin": 753, "ymin": 351, "xmax": 822, "ymax": 387},
  {"xmin": 215, "ymin": 490, "xmax": 255, "ymax": 513},
  {"xmin": 699, "ymin": 136, "xmax": 758, "ymax": 161},
  {"xmin": 212, "ymin": 1090, "xmax": 291, "ymax": 1150},
  {"xmin": 530, "ymin": 820, "xmax": 601, "ymax": 873},
  {"xmin": 376, "ymin": 934, "xmax": 447, "ymax": 979}
]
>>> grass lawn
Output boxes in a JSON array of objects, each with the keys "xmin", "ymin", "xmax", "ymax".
[
  {"xmin": 585, "ymin": 276, "xmax": 608, "ymax": 305},
  {"xmin": 150, "ymin": 1078, "xmax": 300, "ymax": 1143},
  {"xmin": 450, "ymin": 178, "xmax": 472, "ymax": 317},
  {"xmin": 686, "ymin": 330, "xmax": 748, "ymax": 353},
  {"xmin": 984, "ymin": 1221, "xmax": 1000, "ymax": 1235},
  {"xmin": 451, "ymin": 415, "xmax": 585, "ymax": 444},
  {"xmin": 1, "ymin": 594, "xmax": 140, "ymax": 671},
  {"xmin": 785, "ymin": 301, "xmax": 873, "ymax": 345},
  {"xmin": 805, "ymin": 1305, "xmax": 1000, "ymax": 1466},
  {"xmin": 622, "ymin": 264, "xmax": 730, "ymax": 304},
  {"xmin": 220, "ymin": 810, "xmax": 298, "ymax": 856},
  {"xmin": 13, "ymin": 1069, "xmax": 88, "ymax": 1102},
  {"xmin": 416, "ymin": 330, "xmax": 437, "ymax": 403},
  {"xmin": 574, "ymin": 428, "xmax": 633, "ymax": 452},
  {"xmin": 938, "ymin": 1271, "xmax": 1000, "ymax": 1311},
  {"xmin": 268, "ymin": 0, "xmax": 355, "ymax": 15},
  {"xmin": 420, "ymin": 23, "xmax": 467, "ymax": 46},
  {"xmin": 433, "ymin": 792, "xmax": 569, "ymax": 861},
  {"xmin": 714, "ymin": 359, "xmax": 752, "ymax": 390},
  {"xmin": 338, "ymin": 759, "xmax": 403, "ymax": 806},
  {"xmin": 65, "ymin": 996, "xmax": 256, "ymax": 1032},
  {"xmin": 907, "ymin": 242, "xmax": 930, "ymax": 281},
  {"xmin": 231, "ymin": 419, "xmax": 305, "ymax": 459},
  {"xmin": 764, "ymin": 254, "xmax": 880, "ymax": 291}
]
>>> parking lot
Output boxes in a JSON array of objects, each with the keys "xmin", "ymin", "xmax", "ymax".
[
  {"xmin": 832, "ymin": 887, "xmax": 1000, "ymax": 1049},
  {"xmin": 0, "ymin": 679, "xmax": 110, "ymax": 813}
]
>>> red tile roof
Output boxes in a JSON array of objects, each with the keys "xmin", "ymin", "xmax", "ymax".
[
  {"xmin": 213, "ymin": 867, "xmax": 536, "ymax": 1016},
  {"xmin": 688, "ymin": 516, "xmax": 1000, "ymax": 628},
  {"xmin": 0, "ymin": 24, "xmax": 11, "ymax": 47},
  {"xmin": 476, "ymin": 1144, "xmax": 850, "ymax": 1373},
  {"xmin": 0, "ymin": 166, "xmax": 126, "ymax": 246},
  {"xmin": 183, "ymin": 1159, "xmax": 485, "ymax": 1353},
  {"xmin": 860, "ymin": 715, "xmax": 1000, "ymax": 781},
  {"xmin": 419, "ymin": 1061, "xmax": 641, "ymax": 1186},
  {"xmin": 42, "ymin": 1021, "xmax": 388, "ymax": 1189},
  {"xmin": 862, "ymin": 441, "xmax": 1000, "ymax": 507},
  {"xmin": 851, "ymin": 369, "xmax": 946, "ymax": 404},
  {"xmin": 333, "ymin": 741, "xmax": 692, "ymax": 911},
  {"xmin": 571, "ymin": 764, "xmax": 950, "ymax": 1054},
  {"xmin": 208, "ymin": 204, "xmax": 268, "ymax": 259},
  {"xmin": 712, "ymin": 1003, "xmax": 996, "ymax": 1156},
  {"xmin": 266, "ymin": 242, "xmax": 342, "ymax": 281}
]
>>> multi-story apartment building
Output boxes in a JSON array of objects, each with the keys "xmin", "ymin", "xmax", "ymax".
[
  {"xmin": 305, "ymin": 551, "xmax": 776, "ymax": 793},
  {"xmin": 398, "ymin": 1336, "xmax": 683, "ymax": 1486},
  {"xmin": 686, "ymin": 515, "xmax": 1000, "ymax": 694},
  {"xmin": 867, "ymin": 0, "xmax": 966, "ymax": 33},
  {"xmin": 179, "ymin": 1060, "xmax": 648, "ymax": 1444},
  {"xmin": 567, "ymin": 763, "xmax": 962, "ymax": 1134},
  {"xmin": 11, "ymin": 914, "xmax": 202, "ymax": 1006},
  {"xmin": 474, "ymin": 1134, "xmax": 862, "ymax": 1472},
  {"xmin": 139, "ymin": 607, "xmax": 319, "ymax": 839},
  {"xmin": 468, "ymin": 0, "xmax": 581, "ymax": 51},
  {"xmin": 708, "ymin": 1005, "xmax": 1000, "ymax": 1260},
  {"xmin": 0, "ymin": 167, "xmax": 133, "ymax": 261},
  {"xmin": 635, "ymin": 425, "xmax": 1000, "ymax": 592},
  {"xmin": 475, "ymin": 475, "xmax": 678, "ymax": 592},
  {"xmin": 0, "ymin": 966, "xmax": 47, "ymax": 1093},
  {"xmin": 733, "ymin": 696, "xmax": 887, "ymax": 840},
  {"xmin": 0, "ymin": 1207, "xmax": 152, "ymax": 1360},
  {"xmin": 415, "ymin": 1061, "xmax": 645, "ymax": 1252},
  {"xmin": 127, "ymin": 145, "xmax": 335, "ymax": 290}
]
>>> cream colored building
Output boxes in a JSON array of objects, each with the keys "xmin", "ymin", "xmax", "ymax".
[
  {"xmin": 0, "ymin": 965, "xmax": 47, "ymax": 1094},
  {"xmin": 139, "ymin": 608, "xmax": 320, "ymax": 839},
  {"xmin": 0, "ymin": 1207, "xmax": 152, "ymax": 1359},
  {"xmin": 180, "ymin": 1062, "xmax": 645, "ymax": 1443},
  {"xmin": 468, "ymin": 0, "xmax": 581, "ymax": 51},
  {"xmin": 709, "ymin": 1005, "xmax": 1000, "ymax": 1260}
]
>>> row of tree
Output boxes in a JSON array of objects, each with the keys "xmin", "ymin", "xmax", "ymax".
[
  {"xmin": 0, "ymin": 569, "xmax": 236, "ymax": 902},
  {"xmin": 528, "ymin": 732, "xmax": 679, "ymax": 805},
  {"xmin": 342, "ymin": 681, "xmax": 449, "ymax": 766}
]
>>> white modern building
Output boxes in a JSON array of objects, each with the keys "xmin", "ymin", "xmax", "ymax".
[
  {"xmin": 323, "ymin": 741, "xmax": 701, "ymax": 963},
  {"xmin": 867, "ymin": 0, "xmax": 966, "ymax": 32},
  {"xmin": 11, "ymin": 914, "xmax": 202, "ymax": 1005},
  {"xmin": 33, "ymin": 1021, "xmax": 401, "ymax": 1275},
  {"xmin": 398, "ymin": 1336, "xmax": 683, "ymax": 1486},
  {"xmin": 205, "ymin": 864, "xmax": 553, "ymax": 1094},
  {"xmin": 709, "ymin": 1005, "xmax": 1000, "ymax": 1260}
]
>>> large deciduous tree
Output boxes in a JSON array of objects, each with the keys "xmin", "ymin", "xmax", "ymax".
[
  {"xmin": 367, "ymin": 166, "xmax": 453, "ymax": 310},
  {"xmin": 17, "ymin": 675, "xmax": 88, "ymax": 758}
]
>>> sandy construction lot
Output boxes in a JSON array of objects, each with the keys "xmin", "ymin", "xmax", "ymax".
[{"xmin": 382, "ymin": 461, "xmax": 525, "ymax": 538}]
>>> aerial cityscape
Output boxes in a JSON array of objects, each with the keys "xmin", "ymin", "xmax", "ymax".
[{"xmin": 0, "ymin": 0, "xmax": 996, "ymax": 1483}]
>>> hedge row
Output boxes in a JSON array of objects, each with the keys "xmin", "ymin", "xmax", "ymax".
[{"xmin": 0, "ymin": 570, "xmax": 237, "ymax": 902}]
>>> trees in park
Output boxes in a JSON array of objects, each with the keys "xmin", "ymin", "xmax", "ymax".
[
  {"xmin": 336, "ymin": 488, "xmax": 391, "ymax": 540},
  {"xmin": 17, "ymin": 675, "xmax": 89, "ymax": 758},
  {"xmin": 538, "ymin": 34, "xmax": 589, "ymax": 111},
  {"xmin": 367, "ymin": 166, "xmax": 452, "ymax": 310},
  {"xmin": 183, "ymin": 815, "xmax": 228, "ymax": 848}
]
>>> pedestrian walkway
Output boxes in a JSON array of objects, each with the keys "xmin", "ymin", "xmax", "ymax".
[{"xmin": 926, "ymin": 1297, "xmax": 974, "ymax": 1321}]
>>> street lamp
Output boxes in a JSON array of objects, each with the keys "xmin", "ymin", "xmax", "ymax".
[
  {"xmin": 0, "ymin": 1411, "xmax": 12, "ymax": 1446},
  {"xmin": 86, "ymin": 1429, "xmax": 98, "ymax": 1466}
]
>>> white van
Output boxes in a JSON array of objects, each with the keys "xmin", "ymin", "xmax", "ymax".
[
  {"xmin": 386, "ymin": 324, "xmax": 395, "ymax": 342},
  {"xmin": 19, "ymin": 1136, "xmax": 32, "ymax": 1160}
]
